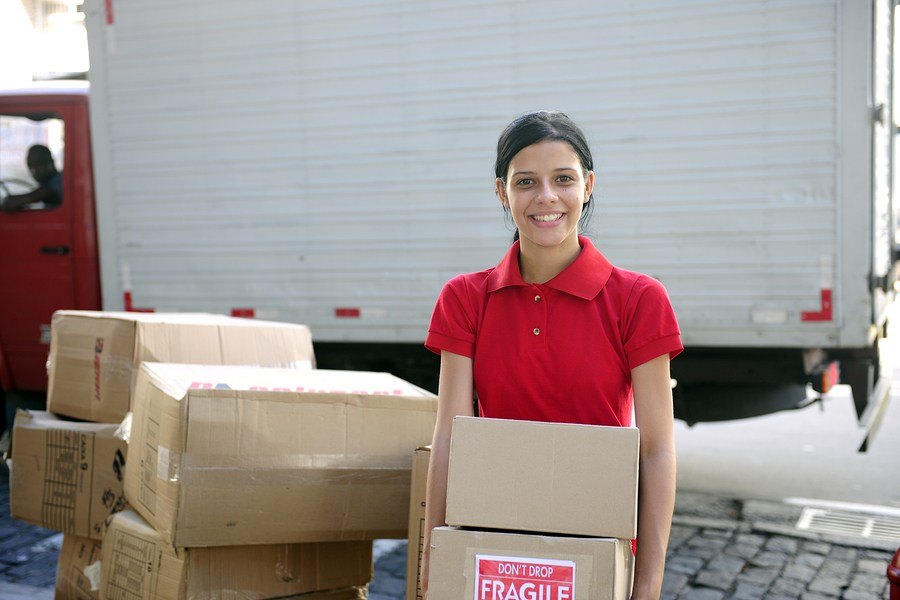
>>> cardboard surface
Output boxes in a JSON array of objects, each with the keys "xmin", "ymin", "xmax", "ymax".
[
  {"xmin": 428, "ymin": 527, "xmax": 633, "ymax": 600},
  {"xmin": 99, "ymin": 509, "xmax": 373, "ymax": 600},
  {"xmin": 446, "ymin": 416, "xmax": 640, "ymax": 539},
  {"xmin": 11, "ymin": 410, "xmax": 128, "ymax": 539},
  {"xmin": 55, "ymin": 534, "xmax": 102, "ymax": 600},
  {"xmin": 280, "ymin": 587, "xmax": 369, "ymax": 599},
  {"xmin": 47, "ymin": 310, "xmax": 316, "ymax": 423},
  {"xmin": 126, "ymin": 363, "xmax": 438, "ymax": 546},
  {"xmin": 405, "ymin": 447, "xmax": 430, "ymax": 600}
]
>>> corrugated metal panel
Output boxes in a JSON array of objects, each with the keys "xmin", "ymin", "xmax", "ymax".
[{"xmin": 85, "ymin": 0, "xmax": 875, "ymax": 345}]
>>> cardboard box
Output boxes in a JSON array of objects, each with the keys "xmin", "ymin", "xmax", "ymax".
[
  {"xmin": 282, "ymin": 588, "xmax": 369, "ymax": 599},
  {"xmin": 446, "ymin": 417, "xmax": 639, "ymax": 540},
  {"xmin": 47, "ymin": 310, "xmax": 316, "ymax": 423},
  {"xmin": 99, "ymin": 509, "xmax": 373, "ymax": 600},
  {"xmin": 11, "ymin": 410, "xmax": 128, "ymax": 539},
  {"xmin": 55, "ymin": 534, "xmax": 102, "ymax": 600},
  {"xmin": 428, "ymin": 527, "xmax": 633, "ymax": 600},
  {"xmin": 405, "ymin": 446, "xmax": 430, "ymax": 600},
  {"xmin": 126, "ymin": 363, "xmax": 438, "ymax": 546}
]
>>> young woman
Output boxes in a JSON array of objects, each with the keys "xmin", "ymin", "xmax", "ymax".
[{"xmin": 421, "ymin": 111, "xmax": 683, "ymax": 599}]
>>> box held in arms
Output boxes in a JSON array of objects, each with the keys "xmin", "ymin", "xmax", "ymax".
[
  {"xmin": 406, "ymin": 446, "xmax": 430, "ymax": 600},
  {"xmin": 446, "ymin": 416, "xmax": 639, "ymax": 540},
  {"xmin": 55, "ymin": 534, "xmax": 102, "ymax": 599},
  {"xmin": 47, "ymin": 310, "xmax": 316, "ymax": 423},
  {"xmin": 428, "ymin": 527, "xmax": 633, "ymax": 600},
  {"xmin": 10, "ymin": 410, "xmax": 128, "ymax": 539},
  {"xmin": 100, "ymin": 509, "xmax": 373, "ymax": 600},
  {"xmin": 125, "ymin": 363, "xmax": 438, "ymax": 546}
]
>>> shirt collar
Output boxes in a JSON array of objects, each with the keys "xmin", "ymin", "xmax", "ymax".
[{"xmin": 486, "ymin": 235, "xmax": 613, "ymax": 300}]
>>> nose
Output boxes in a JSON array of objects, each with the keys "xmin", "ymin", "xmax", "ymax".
[{"xmin": 535, "ymin": 180, "xmax": 557, "ymax": 203}]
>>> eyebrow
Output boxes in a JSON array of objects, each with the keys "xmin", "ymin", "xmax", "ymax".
[{"xmin": 511, "ymin": 167, "xmax": 579, "ymax": 177}]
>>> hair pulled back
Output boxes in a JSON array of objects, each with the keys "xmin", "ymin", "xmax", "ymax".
[{"xmin": 495, "ymin": 111, "xmax": 595, "ymax": 237}]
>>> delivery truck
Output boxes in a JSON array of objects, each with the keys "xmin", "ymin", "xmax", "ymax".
[{"xmin": 0, "ymin": 0, "xmax": 896, "ymax": 447}]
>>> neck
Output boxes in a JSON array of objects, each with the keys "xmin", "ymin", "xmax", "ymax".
[{"xmin": 518, "ymin": 235, "xmax": 582, "ymax": 284}]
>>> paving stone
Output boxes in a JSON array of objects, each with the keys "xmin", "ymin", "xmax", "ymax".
[
  {"xmin": 669, "ymin": 524, "xmax": 698, "ymax": 551},
  {"xmin": 687, "ymin": 535, "xmax": 729, "ymax": 551},
  {"xmin": 668, "ymin": 555, "xmax": 706, "ymax": 576},
  {"xmin": 737, "ymin": 566, "xmax": 780, "ymax": 587},
  {"xmin": 807, "ymin": 576, "xmax": 847, "ymax": 596},
  {"xmin": 752, "ymin": 550, "xmax": 788, "ymax": 568},
  {"xmin": 661, "ymin": 571, "xmax": 689, "ymax": 594},
  {"xmin": 846, "ymin": 572, "xmax": 887, "ymax": 593},
  {"xmin": 860, "ymin": 548, "xmax": 892, "ymax": 561},
  {"xmin": 694, "ymin": 556, "xmax": 745, "ymax": 591},
  {"xmin": 801, "ymin": 594, "xmax": 837, "ymax": 600},
  {"xmin": 793, "ymin": 552, "xmax": 827, "ymax": 569},
  {"xmin": 841, "ymin": 588, "xmax": 881, "ymax": 600},
  {"xmin": 678, "ymin": 587, "xmax": 725, "ymax": 599},
  {"xmin": 677, "ymin": 545, "xmax": 719, "ymax": 560},
  {"xmin": 706, "ymin": 555, "xmax": 745, "ymax": 575},
  {"xmin": 724, "ymin": 543, "xmax": 760, "ymax": 561},
  {"xmin": 782, "ymin": 563, "xmax": 817, "ymax": 584},
  {"xmin": 701, "ymin": 528, "xmax": 733, "ymax": 540},
  {"xmin": 827, "ymin": 547, "xmax": 858, "ymax": 562},
  {"xmin": 735, "ymin": 533, "xmax": 767, "ymax": 547},
  {"xmin": 766, "ymin": 536, "xmax": 800, "ymax": 554},
  {"xmin": 818, "ymin": 560, "xmax": 852, "ymax": 581},
  {"xmin": 854, "ymin": 558, "xmax": 887, "ymax": 575},
  {"xmin": 368, "ymin": 574, "xmax": 405, "ymax": 598},
  {"xmin": 693, "ymin": 569, "xmax": 734, "ymax": 591},
  {"xmin": 770, "ymin": 576, "xmax": 808, "ymax": 597},
  {"xmin": 802, "ymin": 541, "xmax": 833, "ymax": 555},
  {"xmin": 730, "ymin": 582, "xmax": 770, "ymax": 599}
]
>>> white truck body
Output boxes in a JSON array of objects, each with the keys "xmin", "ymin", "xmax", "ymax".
[{"xmin": 83, "ymin": 1, "xmax": 895, "ymax": 356}]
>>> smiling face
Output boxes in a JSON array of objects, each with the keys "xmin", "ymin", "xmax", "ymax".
[{"xmin": 497, "ymin": 140, "xmax": 594, "ymax": 255}]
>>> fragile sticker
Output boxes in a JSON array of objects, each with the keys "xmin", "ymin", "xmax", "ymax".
[{"xmin": 474, "ymin": 555, "xmax": 575, "ymax": 600}]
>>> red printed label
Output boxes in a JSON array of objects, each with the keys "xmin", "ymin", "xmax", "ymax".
[{"xmin": 474, "ymin": 555, "xmax": 575, "ymax": 600}]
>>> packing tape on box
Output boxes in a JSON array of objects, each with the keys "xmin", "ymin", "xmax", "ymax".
[
  {"xmin": 49, "ymin": 346, "xmax": 134, "ymax": 378},
  {"xmin": 157, "ymin": 448, "xmax": 412, "ymax": 486},
  {"xmin": 179, "ymin": 466, "xmax": 412, "ymax": 487}
]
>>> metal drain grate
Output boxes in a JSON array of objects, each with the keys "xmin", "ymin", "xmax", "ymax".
[{"xmin": 797, "ymin": 507, "xmax": 900, "ymax": 542}]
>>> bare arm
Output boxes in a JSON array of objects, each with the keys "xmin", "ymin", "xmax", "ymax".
[
  {"xmin": 630, "ymin": 354, "xmax": 677, "ymax": 600},
  {"xmin": 1, "ymin": 185, "xmax": 59, "ymax": 212},
  {"xmin": 421, "ymin": 350, "xmax": 474, "ymax": 597}
]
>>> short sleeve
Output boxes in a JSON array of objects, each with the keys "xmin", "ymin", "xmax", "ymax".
[
  {"xmin": 425, "ymin": 275, "xmax": 477, "ymax": 358},
  {"xmin": 622, "ymin": 275, "xmax": 683, "ymax": 370}
]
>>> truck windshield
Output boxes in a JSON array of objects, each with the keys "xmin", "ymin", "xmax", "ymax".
[{"xmin": 0, "ymin": 113, "xmax": 64, "ymax": 211}]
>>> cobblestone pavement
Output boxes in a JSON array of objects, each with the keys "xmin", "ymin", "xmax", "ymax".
[{"xmin": 1, "ymin": 463, "xmax": 895, "ymax": 599}]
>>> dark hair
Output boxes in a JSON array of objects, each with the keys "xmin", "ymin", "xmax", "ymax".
[
  {"xmin": 27, "ymin": 144, "xmax": 53, "ymax": 163},
  {"xmin": 495, "ymin": 111, "xmax": 595, "ymax": 239}
]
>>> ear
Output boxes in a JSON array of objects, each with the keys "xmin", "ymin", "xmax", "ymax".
[
  {"xmin": 583, "ymin": 171, "xmax": 595, "ymax": 203},
  {"xmin": 496, "ymin": 177, "xmax": 509, "ymax": 209}
]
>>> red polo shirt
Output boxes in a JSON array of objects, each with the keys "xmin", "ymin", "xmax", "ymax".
[{"xmin": 426, "ymin": 236, "xmax": 682, "ymax": 426}]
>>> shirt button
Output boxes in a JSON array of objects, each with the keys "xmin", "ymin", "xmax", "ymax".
[
  {"xmin": 534, "ymin": 295, "xmax": 541, "ymax": 302},
  {"xmin": 533, "ymin": 328, "xmax": 540, "ymax": 336}
]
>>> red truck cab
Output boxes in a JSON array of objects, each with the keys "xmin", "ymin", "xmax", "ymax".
[{"xmin": 0, "ymin": 82, "xmax": 100, "ymax": 410}]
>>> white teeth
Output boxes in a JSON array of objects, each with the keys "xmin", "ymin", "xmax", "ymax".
[{"xmin": 532, "ymin": 213, "xmax": 563, "ymax": 222}]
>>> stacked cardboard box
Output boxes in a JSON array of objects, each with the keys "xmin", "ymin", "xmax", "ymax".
[
  {"xmin": 428, "ymin": 416, "xmax": 639, "ymax": 600},
  {"xmin": 47, "ymin": 310, "xmax": 316, "ymax": 423},
  {"xmin": 55, "ymin": 534, "xmax": 103, "ymax": 599},
  {"xmin": 99, "ymin": 509, "xmax": 372, "ymax": 599},
  {"xmin": 105, "ymin": 362, "xmax": 437, "ymax": 598},
  {"xmin": 11, "ymin": 311, "xmax": 436, "ymax": 600},
  {"xmin": 125, "ymin": 362, "xmax": 438, "ymax": 546},
  {"xmin": 405, "ymin": 446, "xmax": 431, "ymax": 600}
]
